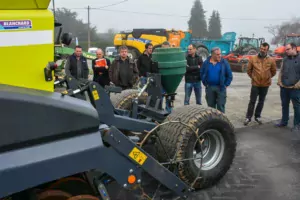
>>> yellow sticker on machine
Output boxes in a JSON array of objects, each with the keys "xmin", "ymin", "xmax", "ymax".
[
  {"xmin": 129, "ymin": 147, "xmax": 148, "ymax": 165},
  {"xmin": 92, "ymin": 90, "xmax": 99, "ymax": 100}
]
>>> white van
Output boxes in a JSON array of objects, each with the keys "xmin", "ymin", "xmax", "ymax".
[
  {"xmin": 88, "ymin": 47, "xmax": 98, "ymax": 54},
  {"xmin": 105, "ymin": 46, "xmax": 116, "ymax": 56}
]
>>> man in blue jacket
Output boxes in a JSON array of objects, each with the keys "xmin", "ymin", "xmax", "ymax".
[{"xmin": 200, "ymin": 47, "xmax": 233, "ymax": 113}]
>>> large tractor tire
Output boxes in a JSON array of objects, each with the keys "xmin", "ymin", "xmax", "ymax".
[
  {"xmin": 127, "ymin": 49, "xmax": 139, "ymax": 61},
  {"xmin": 197, "ymin": 46, "xmax": 209, "ymax": 61},
  {"xmin": 110, "ymin": 89, "xmax": 148, "ymax": 110},
  {"xmin": 110, "ymin": 89, "xmax": 148, "ymax": 136},
  {"xmin": 246, "ymin": 49, "xmax": 258, "ymax": 55},
  {"xmin": 155, "ymin": 105, "xmax": 236, "ymax": 190}
]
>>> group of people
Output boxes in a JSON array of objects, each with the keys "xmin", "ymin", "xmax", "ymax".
[
  {"xmin": 136, "ymin": 42, "xmax": 233, "ymax": 113},
  {"xmin": 63, "ymin": 41, "xmax": 300, "ymax": 131},
  {"xmin": 185, "ymin": 41, "xmax": 300, "ymax": 131},
  {"xmin": 64, "ymin": 45, "xmax": 139, "ymax": 90},
  {"xmin": 240, "ymin": 42, "xmax": 300, "ymax": 132}
]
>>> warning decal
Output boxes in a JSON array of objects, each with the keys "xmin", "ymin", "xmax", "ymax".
[
  {"xmin": 128, "ymin": 147, "xmax": 148, "ymax": 165},
  {"xmin": 92, "ymin": 90, "xmax": 99, "ymax": 100}
]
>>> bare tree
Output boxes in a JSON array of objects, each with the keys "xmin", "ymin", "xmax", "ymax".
[{"xmin": 267, "ymin": 18, "xmax": 300, "ymax": 45}]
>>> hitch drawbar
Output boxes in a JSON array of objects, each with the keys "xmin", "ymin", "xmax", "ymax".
[{"xmin": 100, "ymin": 125, "xmax": 192, "ymax": 199}]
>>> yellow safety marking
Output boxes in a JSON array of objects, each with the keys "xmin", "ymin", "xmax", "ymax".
[
  {"xmin": 92, "ymin": 90, "xmax": 99, "ymax": 100},
  {"xmin": 61, "ymin": 90, "xmax": 68, "ymax": 95},
  {"xmin": 128, "ymin": 147, "xmax": 148, "ymax": 165}
]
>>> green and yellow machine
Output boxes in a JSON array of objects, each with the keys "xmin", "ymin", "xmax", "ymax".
[{"xmin": 0, "ymin": 1, "xmax": 237, "ymax": 200}]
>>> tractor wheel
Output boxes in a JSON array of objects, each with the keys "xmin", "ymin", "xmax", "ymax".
[
  {"xmin": 247, "ymin": 49, "xmax": 258, "ymax": 55},
  {"xmin": 36, "ymin": 176, "xmax": 100, "ymax": 200},
  {"xmin": 155, "ymin": 105, "xmax": 236, "ymax": 190},
  {"xmin": 110, "ymin": 89, "xmax": 148, "ymax": 110},
  {"xmin": 242, "ymin": 63, "xmax": 248, "ymax": 73},
  {"xmin": 110, "ymin": 89, "xmax": 148, "ymax": 136},
  {"xmin": 127, "ymin": 49, "xmax": 139, "ymax": 61},
  {"xmin": 196, "ymin": 47, "xmax": 209, "ymax": 61}
]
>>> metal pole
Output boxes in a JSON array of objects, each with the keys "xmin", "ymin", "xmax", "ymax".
[
  {"xmin": 52, "ymin": 0, "xmax": 56, "ymax": 16},
  {"xmin": 87, "ymin": 5, "xmax": 91, "ymax": 49}
]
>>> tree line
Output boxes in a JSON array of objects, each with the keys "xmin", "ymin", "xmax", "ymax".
[
  {"xmin": 53, "ymin": 2, "xmax": 299, "ymax": 51},
  {"xmin": 53, "ymin": 8, "xmax": 115, "ymax": 50},
  {"xmin": 188, "ymin": 0, "xmax": 222, "ymax": 39},
  {"xmin": 189, "ymin": 0, "xmax": 300, "ymax": 45}
]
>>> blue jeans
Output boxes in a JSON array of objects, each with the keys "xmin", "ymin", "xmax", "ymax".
[
  {"xmin": 140, "ymin": 77, "xmax": 172, "ymax": 113},
  {"xmin": 162, "ymin": 87, "xmax": 172, "ymax": 113},
  {"xmin": 139, "ymin": 76, "xmax": 147, "ymax": 88},
  {"xmin": 205, "ymin": 85, "xmax": 227, "ymax": 113},
  {"xmin": 184, "ymin": 82, "xmax": 202, "ymax": 105},
  {"xmin": 280, "ymin": 87, "xmax": 300, "ymax": 126}
]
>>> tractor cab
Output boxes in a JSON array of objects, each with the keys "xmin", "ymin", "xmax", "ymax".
[
  {"xmin": 233, "ymin": 36, "xmax": 264, "ymax": 56},
  {"xmin": 284, "ymin": 34, "xmax": 300, "ymax": 46},
  {"xmin": 274, "ymin": 34, "xmax": 300, "ymax": 56}
]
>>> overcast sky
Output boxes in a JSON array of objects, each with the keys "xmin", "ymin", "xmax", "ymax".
[{"xmin": 51, "ymin": 0, "xmax": 299, "ymax": 46}]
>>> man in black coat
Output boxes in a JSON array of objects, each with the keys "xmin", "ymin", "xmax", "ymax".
[
  {"xmin": 92, "ymin": 48, "xmax": 111, "ymax": 88},
  {"xmin": 137, "ymin": 43, "xmax": 153, "ymax": 87},
  {"xmin": 65, "ymin": 45, "xmax": 89, "ymax": 80},
  {"xmin": 184, "ymin": 44, "xmax": 203, "ymax": 105}
]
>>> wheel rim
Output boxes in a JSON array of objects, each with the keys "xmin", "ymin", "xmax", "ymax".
[
  {"xmin": 193, "ymin": 129, "xmax": 225, "ymax": 170},
  {"xmin": 197, "ymin": 48, "xmax": 208, "ymax": 61},
  {"xmin": 127, "ymin": 52, "xmax": 133, "ymax": 59}
]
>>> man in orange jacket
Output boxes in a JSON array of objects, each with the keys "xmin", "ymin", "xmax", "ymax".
[{"xmin": 244, "ymin": 42, "xmax": 277, "ymax": 125}]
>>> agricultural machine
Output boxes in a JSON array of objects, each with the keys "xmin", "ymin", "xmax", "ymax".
[
  {"xmin": 113, "ymin": 29, "xmax": 236, "ymax": 61},
  {"xmin": 272, "ymin": 34, "xmax": 300, "ymax": 68},
  {"xmin": 113, "ymin": 28, "xmax": 189, "ymax": 60},
  {"xmin": 274, "ymin": 34, "xmax": 300, "ymax": 56},
  {"xmin": 190, "ymin": 32, "xmax": 237, "ymax": 61},
  {"xmin": 223, "ymin": 36, "xmax": 266, "ymax": 72},
  {"xmin": 0, "ymin": 1, "xmax": 237, "ymax": 200}
]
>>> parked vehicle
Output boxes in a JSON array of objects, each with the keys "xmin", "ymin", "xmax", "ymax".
[
  {"xmin": 88, "ymin": 47, "xmax": 98, "ymax": 54},
  {"xmin": 271, "ymin": 34, "xmax": 300, "ymax": 68},
  {"xmin": 105, "ymin": 46, "xmax": 116, "ymax": 57},
  {"xmin": 113, "ymin": 28, "xmax": 186, "ymax": 60},
  {"xmin": 113, "ymin": 28, "xmax": 237, "ymax": 61},
  {"xmin": 274, "ymin": 34, "xmax": 300, "ymax": 56},
  {"xmin": 223, "ymin": 36, "xmax": 266, "ymax": 72},
  {"xmin": 183, "ymin": 32, "xmax": 237, "ymax": 60}
]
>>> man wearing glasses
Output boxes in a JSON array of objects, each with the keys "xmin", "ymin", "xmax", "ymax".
[
  {"xmin": 276, "ymin": 43, "xmax": 300, "ymax": 131},
  {"xmin": 184, "ymin": 44, "xmax": 203, "ymax": 105}
]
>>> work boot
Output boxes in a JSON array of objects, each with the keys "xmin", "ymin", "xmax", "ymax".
[
  {"xmin": 244, "ymin": 118, "xmax": 251, "ymax": 126},
  {"xmin": 291, "ymin": 125, "xmax": 300, "ymax": 132},
  {"xmin": 291, "ymin": 125, "xmax": 300, "ymax": 140},
  {"xmin": 255, "ymin": 117, "xmax": 263, "ymax": 125},
  {"xmin": 275, "ymin": 122, "xmax": 287, "ymax": 128}
]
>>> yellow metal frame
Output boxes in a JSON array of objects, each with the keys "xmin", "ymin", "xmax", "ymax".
[
  {"xmin": 114, "ymin": 33, "xmax": 167, "ymax": 54},
  {"xmin": 0, "ymin": 0, "xmax": 54, "ymax": 92}
]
